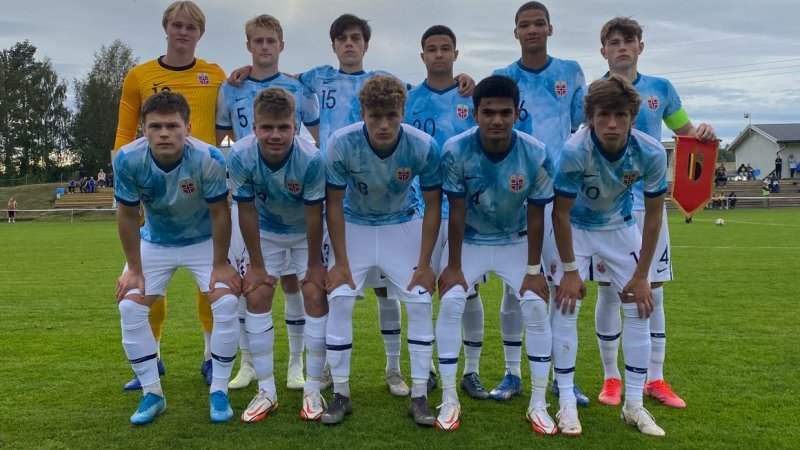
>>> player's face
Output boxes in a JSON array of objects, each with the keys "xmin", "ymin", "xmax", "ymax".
[
  {"xmin": 165, "ymin": 10, "xmax": 203, "ymax": 55},
  {"xmin": 474, "ymin": 97, "xmax": 520, "ymax": 145},
  {"xmin": 361, "ymin": 105, "xmax": 404, "ymax": 152},
  {"xmin": 601, "ymin": 31, "xmax": 644, "ymax": 73},
  {"xmin": 589, "ymin": 107, "xmax": 633, "ymax": 153},
  {"xmin": 247, "ymin": 28, "xmax": 284, "ymax": 69},
  {"xmin": 143, "ymin": 112, "xmax": 190, "ymax": 162},
  {"xmin": 332, "ymin": 27, "xmax": 368, "ymax": 68},
  {"xmin": 420, "ymin": 35, "xmax": 458, "ymax": 77},
  {"xmin": 514, "ymin": 9, "xmax": 552, "ymax": 54},
  {"xmin": 254, "ymin": 112, "xmax": 296, "ymax": 162}
]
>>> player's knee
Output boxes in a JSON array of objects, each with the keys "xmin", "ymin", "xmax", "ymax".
[
  {"xmin": 119, "ymin": 299, "xmax": 149, "ymax": 329},
  {"xmin": 438, "ymin": 297, "xmax": 466, "ymax": 323},
  {"xmin": 211, "ymin": 294, "xmax": 238, "ymax": 323},
  {"xmin": 520, "ymin": 298, "xmax": 550, "ymax": 332},
  {"xmin": 405, "ymin": 303, "xmax": 434, "ymax": 341}
]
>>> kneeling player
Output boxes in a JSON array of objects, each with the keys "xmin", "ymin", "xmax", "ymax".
[
  {"xmin": 322, "ymin": 75, "xmax": 441, "ymax": 426},
  {"xmin": 436, "ymin": 75, "xmax": 555, "ymax": 433},
  {"xmin": 227, "ymin": 88, "xmax": 327, "ymax": 423},
  {"xmin": 114, "ymin": 92, "xmax": 242, "ymax": 425},
  {"xmin": 551, "ymin": 75, "xmax": 666, "ymax": 436}
]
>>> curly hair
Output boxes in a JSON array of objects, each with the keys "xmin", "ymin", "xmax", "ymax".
[{"xmin": 359, "ymin": 75, "xmax": 406, "ymax": 111}]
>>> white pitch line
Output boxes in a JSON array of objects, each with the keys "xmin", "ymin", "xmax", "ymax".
[
  {"xmin": 672, "ymin": 245, "xmax": 800, "ymax": 250},
  {"xmin": 668, "ymin": 218, "xmax": 800, "ymax": 228}
]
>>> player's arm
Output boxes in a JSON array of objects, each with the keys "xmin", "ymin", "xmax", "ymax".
[
  {"xmin": 208, "ymin": 198, "xmax": 241, "ymax": 295},
  {"xmin": 307, "ymin": 124, "xmax": 321, "ymax": 148},
  {"xmin": 520, "ymin": 203, "xmax": 549, "ymax": 301},
  {"xmin": 116, "ymin": 202, "xmax": 145, "ymax": 301},
  {"xmin": 325, "ymin": 187, "xmax": 354, "ymax": 291},
  {"xmin": 303, "ymin": 202, "xmax": 326, "ymax": 291},
  {"xmin": 408, "ymin": 188, "xmax": 441, "ymax": 294},
  {"xmin": 113, "ymin": 70, "xmax": 142, "ymax": 151},
  {"xmin": 552, "ymin": 194, "xmax": 585, "ymax": 313},
  {"xmin": 236, "ymin": 200, "xmax": 272, "ymax": 296}
]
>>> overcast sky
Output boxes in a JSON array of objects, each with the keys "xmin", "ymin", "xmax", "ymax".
[{"xmin": 2, "ymin": 0, "xmax": 798, "ymax": 143}]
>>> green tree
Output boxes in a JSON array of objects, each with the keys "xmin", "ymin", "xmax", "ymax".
[{"xmin": 72, "ymin": 40, "xmax": 137, "ymax": 174}]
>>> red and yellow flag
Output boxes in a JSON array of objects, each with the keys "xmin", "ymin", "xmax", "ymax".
[{"xmin": 671, "ymin": 136, "xmax": 718, "ymax": 215}]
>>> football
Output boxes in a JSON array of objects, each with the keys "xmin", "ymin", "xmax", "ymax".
[{"xmin": 715, "ymin": 218, "xmax": 725, "ymax": 226}]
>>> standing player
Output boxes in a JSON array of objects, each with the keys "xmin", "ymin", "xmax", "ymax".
[
  {"xmin": 551, "ymin": 75, "xmax": 666, "ymax": 436},
  {"xmin": 321, "ymin": 75, "xmax": 441, "ymax": 426},
  {"xmin": 7, "ymin": 197, "xmax": 16, "ymax": 223},
  {"xmin": 114, "ymin": 91, "xmax": 241, "ymax": 424},
  {"xmin": 114, "ymin": 0, "xmax": 226, "ymax": 390},
  {"xmin": 404, "ymin": 25, "xmax": 489, "ymax": 400},
  {"xmin": 216, "ymin": 14, "xmax": 322, "ymax": 392},
  {"xmin": 593, "ymin": 17, "xmax": 716, "ymax": 409},
  {"xmin": 491, "ymin": 1, "xmax": 589, "ymax": 404},
  {"xmin": 435, "ymin": 75, "xmax": 555, "ymax": 433},
  {"xmin": 227, "ymin": 88, "xmax": 327, "ymax": 422}
]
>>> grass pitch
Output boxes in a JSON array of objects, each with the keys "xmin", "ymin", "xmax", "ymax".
[{"xmin": 1, "ymin": 208, "xmax": 798, "ymax": 449}]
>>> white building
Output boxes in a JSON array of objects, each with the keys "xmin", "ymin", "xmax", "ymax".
[{"xmin": 729, "ymin": 124, "xmax": 800, "ymax": 179}]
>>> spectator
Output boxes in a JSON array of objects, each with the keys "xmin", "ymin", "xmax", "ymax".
[
  {"xmin": 78, "ymin": 163, "xmax": 86, "ymax": 180},
  {"xmin": 715, "ymin": 164, "xmax": 727, "ymax": 186},
  {"xmin": 712, "ymin": 191, "xmax": 725, "ymax": 209},
  {"xmin": 746, "ymin": 163, "xmax": 755, "ymax": 180},
  {"xmin": 775, "ymin": 155, "xmax": 783, "ymax": 179},
  {"xmin": 728, "ymin": 191, "xmax": 737, "ymax": 209},
  {"xmin": 7, "ymin": 197, "xmax": 17, "ymax": 223},
  {"xmin": 88, "ymin": 177, "xmax": 96, "ymax": 193},
  {"xmin": 789, "ymin": 154, "xmax": 796, "ymax": 179},
  {"xmin": 762, "ymin": 181, "xmax": 770, "ymax": 208},
  {"xmin": 107, "ymin": 172, "xmax": 114, "ymax": 188},
  {"xmin": 68, "ymin": 178, "xmax": 76, "ymax": 194},
  {"xmin": 79, "ymin": 177, "xmax": 88, "ymax": 193},
  {"xmin": 737, "ymin": 163, "xmax": 748, "ymax": 181},
  {"xmin": 770, "ymin": 177, "xmax": 780, "ymax": 193},
  {"xmin": 97, "ymin": 169, "xmax": 107, "ymax": 187}
]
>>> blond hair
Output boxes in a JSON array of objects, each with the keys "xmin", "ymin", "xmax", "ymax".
[
  {"xmin": 254, "ymin": 87, "xmax": 295, "ymax": 120},
  {"xmin": 359, "ymin": 75, "xmax": 406, "ymax": 111},
  {"xmin": 245, "ymin": 14, "xmax": 284, "ymax": 42},
  {"xmin": 162, "ymin": 1, "xmax": 206, "ymax": 34}
]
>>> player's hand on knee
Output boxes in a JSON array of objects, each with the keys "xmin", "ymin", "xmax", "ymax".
[
  {"xmin": 241, "ymin": 265, "xmax": 274, "ymax": 297},
  {"xmin": 622, "ymin": 276, "xmax": 653, "ymax": 318},
  {"xmin": 210, "ymin": 262, "xmax": 243, "ymax": 296},
  {"xmin": 408, "ymin": 264, "xmax": 436, "ymax": 295},
  {"xmin": 556, "ymin": 271, "xmax": 584, "ymax": 315},
  {"xmin": 326, "ymin": 263, "xmax": 355, "ymax": 292},
  {"xmin": 116, "ymin": 270, "xmax": 144, "ymax": 302},
  {"xmin": 437, "ymin": 265, "xmax": 467, "ymax": 296},
  {"xmin": 520, "ymin": 273, "xmax": 549, "ymax": 303},
  {"xmin": 302, "ymin": 264, "xmax": 328, "ymax": 294}
]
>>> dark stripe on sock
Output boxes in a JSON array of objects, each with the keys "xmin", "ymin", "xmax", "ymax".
[
  {"xmin": 554, "ymin": 366, "xmax": 575, "ymax": 374},
  {"xmin": 597, "ymin": 332, "xmax": 621, "ymax": 341},
  {"xmin": 211, "ymin": 352, "xmax": 236, "ymax": 363},
  {"xmin": 129, "ymin": 353, "xmax": 158, "ymax": 364},
  {"xmin": 438, "ymin": 357, "xmax": 459, "ymax": 365},
  {"xmin": 286, "ymin": 319, "xmax": 306, "ymax": 325},
  {"xmin": 239, "ymin": 318, "xmax": 245, "ymax": 324},
  {"xmin": 246, "ymin": 325, "xmax": 274, "ymax": 334},
  {"xmin": 625, "ymin": 365, "xmax": 648, "ymax": 374},
  {"xmin": 503, "ymin": 340, "xmax": 523, "ymax": 347},
  {"xmin": 407, "ymin": 339, "xmax": 434, "ymax": 346},
  {"xmin": 651, "ymin": 332, "xmax": 666, "ymax": 338},
  {"xmin": 463, "ymin": 340, "xmax": 483, "ymax": 347},
  {"xmin": 326, "ymin": 343, "xmax": 353, "ymax": 351},
  {"xmin": 528, "ymin": 355, "xmax": 552, "ymax": 362},
  {"xmin": 381, "ymin": 329, "xmax": 401, "ymax": 335}
]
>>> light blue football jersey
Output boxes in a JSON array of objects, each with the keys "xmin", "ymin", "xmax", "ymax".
[
  {"xmin": 326, "ymin": 123, "xmax": 441, "ymax": 226},
  {"xmin": 299, "ymin": 65, "xmax": 410, "ymax": 152},
  {"xmin": 442, "ymin": 128, "xmax": 554, "ymax": 245},
  {"xmin": 227, "ymin": 135, "xmax": 325, "ymax": 234},
  {"xmin": 493, "ymin": 57, "xmax": 586, "ymax": 163},
  {"xmin": 404, "ymin": 81, "xmax": 476, "ymax": 220},
  {"xmin": 113, "ymin": 136, "xmax": 228, "ymax": 247},
  {"xmin": 215, "ymin": 74, "xmax": 320, "ymax": 141},
  {"xmin": 553, "ymin": 128, "xmax": 667, "ymax": 231}
]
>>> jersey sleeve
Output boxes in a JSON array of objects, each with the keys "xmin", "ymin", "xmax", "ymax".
[
  {"xmin": 299, "ymin": 69, "xmax": 319, "ymax": 93},
  {"xmin": 642, "ymin": 146, "xmax": 668, "ymax": 198},
  {"xmin": 215, "ymin": 84, "xmax": 232, "ymax": 130},
  {"xmin": 528, "ymin": 151, "xmax": 555, "ymax": 205},
  {"xmin": 301, "ymin": 84, "xmax": 321, "ymax": 126},
  {"xmin": 113, "ymin": 69, "xmax": 142, "ymax": 151},
  {"xmin": 227, "ymin": 149, "xmax": 254, "ymax": 202},
  {"xmin": 553, "ymin": 145, "xmax": 584, "ymax": 198},
  {"xmin": 202, "ymin": 148, "xmax": 229, "ymax": 203},
  {"xmin": 441, "ymin": 144, "xmax": 465, "ymax": 198},
  {"xmin": 662, "ymin": 80, "xmax": 689, "ymax": 131},
  {"xmin": 303, "ymin": 153, "xmax": 326, "ymax": 204},
  {"xmin": 325, "ymin": 138, "xmax": 347, "ymax": 190},
  {"xmin": 418, "ymin": 140, "xmax": 442, "ymax": 191},
  {"xmin": 112, "ymin": 150, "xmax": 140, "ymax": 206}
]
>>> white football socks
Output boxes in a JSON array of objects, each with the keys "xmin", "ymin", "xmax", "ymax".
[
  {"xmin": 595, "ymin": 284, "xmax": 622, "ymax": 380},
  {"xmin": 406, "ymin": 302, "xmax": 434, "ymax": 398},
  {"xmin": 284, "ymin": 291, "xmax": 306, "ymax": 369},
  {"xmin": 622, "ymin": 302, "xmax": 651, "ymax": 402},
  {"xmin": 304, "ymin": 314, "xmax": 327, "ymax": 393},
  {"xmin": 327, "ymin": 295, "xmax": 356, "ymax": 397},
  {"xmin": 209, "ymin": 294, "xmax": 239, "ymax": 394},
  {"xmin": 461, "ymin": 293, "xmax": 484, "ymax": 375},
  {"xmin": 119, "ymin": 299, "xmax": 160, "ymax": 389},
  {"xmin": 520, "ymin": 298, "xmax": 551, "ymax": 405},
  {"xmin": 648, "ymin": 286, "xmax": 666, "ymax": 382},
  {"xmin": 552, "ymin": 300, "xmax": 581, "ymax": 402},
  {"xmin": 499, "ymin": 286, "xmax": 523, "ymax": 377},
  {"xmin": 378, "ymin": 295, "xmax": 402, "ymax": 373}
]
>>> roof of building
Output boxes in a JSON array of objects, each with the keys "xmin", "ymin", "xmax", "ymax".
[{"xmin": 729, "ymin": 123, "xmax": 800, "ymax": 151}]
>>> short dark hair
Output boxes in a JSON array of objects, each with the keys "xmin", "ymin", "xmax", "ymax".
[
  {"xmin": 421, "ymin": 25, "xmax": 457, "ymax": 49},
  {"xmin": 584, "ymin": 74, "xmax": 642, "ymax": 122},
  {"xmin": 515, "ymin": 1, "xmax": 550, "ymax": 24},
  {"xmin": 329, "ymin": 14, "xmax": 371, "ymax": 43},
  {"xmin": 472, "ymin": 75, "xmax": 520, "ymax": 109},
  {"xmin": 140, "ymin": 91, "xmax": 190, "ymax": 124},
  {"xmin": 600, "ymin": 17, "xmax": 643, "ymax": 46}
]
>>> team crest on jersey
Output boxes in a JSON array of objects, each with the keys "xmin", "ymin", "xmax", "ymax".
[
  {"xmin": 596, "ymin": 262, "xmax": 606, "ymax": 274},
  {"xmin": 509, "ymin": 174, "xmax": 525, "ymax": 192},
  {"xmin": 179, "ymin": 179, "xmax": 196, "ymax": 195},
  {"xmin": 550, "ymin": 262, "xmax": 557, "ymax": 275},
  {"xmin": 197, "ymin": 72, "xmax": 210, "ymax": 85},
  {"xmin": 456, "ymin": 104, "xmax": 469, "ymax": 120},
  {"xmin": 286, "ymin": 179, "xmax": 301, "ymax": 194},
  {"xmin": 646, "ymin": 96, "xmax": 659, "ymax": 111},
  {"xmin": 621, "ymin": 171, "xmax": 639, "ymax": 186},
  {"xmin": 396, "ymin": 167, "xmax": 411, "ymax": 182},
  {"xmin": 555, "ymin": 81, "xmax": 567, "ymax": 97}
]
